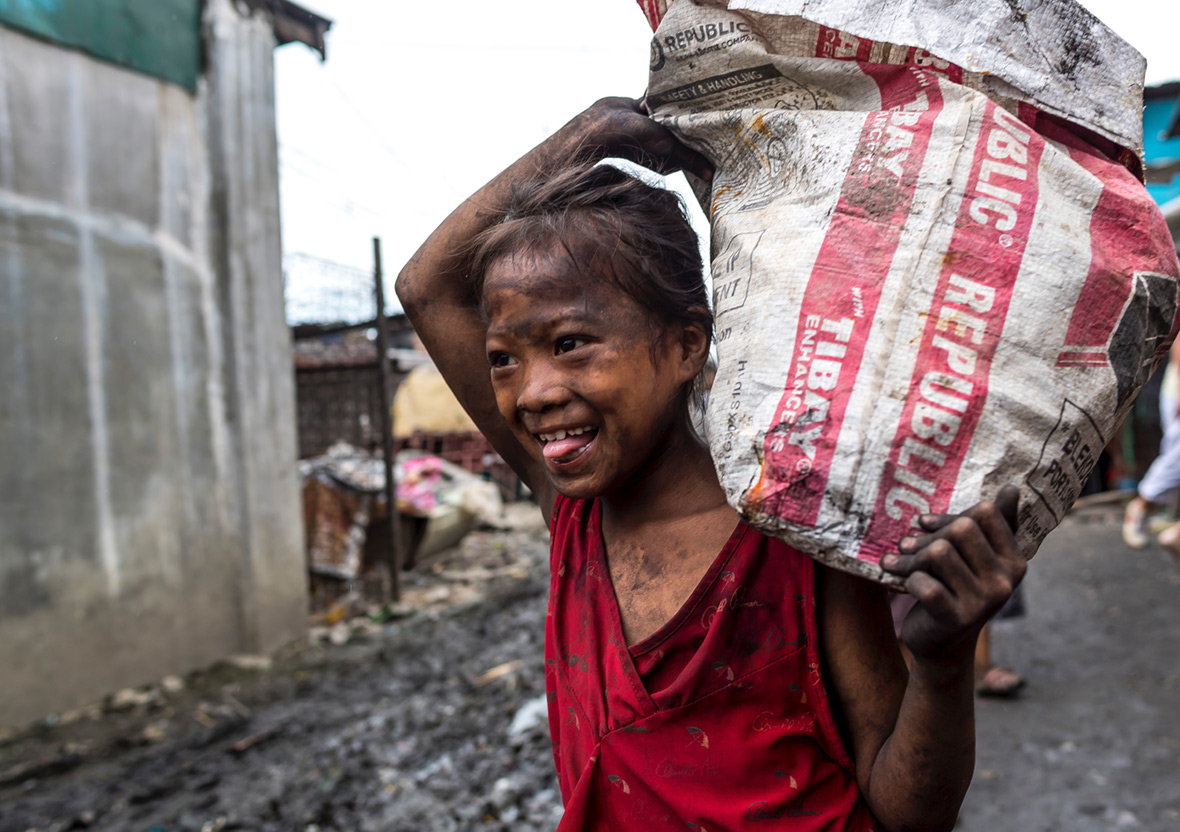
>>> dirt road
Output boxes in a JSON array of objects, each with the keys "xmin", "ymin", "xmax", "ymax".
[
  {"xmin": 1, "ymin": 523, "xmax": 561, "ymax": 832},
  {"xmin": 3, "ymin": 503, "xmax": 1178, "ymax": 831},
  {"xmin": 961, "ymin": 502, "xmax": 1180, "ymax": 831}
]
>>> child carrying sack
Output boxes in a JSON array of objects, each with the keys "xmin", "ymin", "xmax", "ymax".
[{"xmin": 641, "ymin": 0, "xmax": 1180, "ymax": 584}]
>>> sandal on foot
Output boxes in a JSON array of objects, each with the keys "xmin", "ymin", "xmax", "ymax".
[
  {"xmin": 1123, "ymin": 498, "xmax": 1151, "ymax": 549},
  {"xmin": 976, "ymin": 665, "xmax": 1025, "ymax": 698},
  {"xmin": 1160, "ymin": 523, "xmax": 1180, "ymax": 569}
]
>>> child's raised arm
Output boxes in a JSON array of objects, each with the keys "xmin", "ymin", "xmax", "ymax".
[
  {"xmin": 819, "ymin": 487, "xmax": 1026, "ymax": 832},
  {"xmin": 395, "ymin": 98, "xmax": 710, "ymax": 523}
]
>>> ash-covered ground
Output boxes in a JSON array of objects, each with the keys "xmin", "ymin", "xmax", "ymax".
[
  {"xmin": 1, "ymin": 515, "xmax": 563, "ymax": 832},
  {"xmin": 4, "ymin": 501, "xmax": 1180, "ymax": 832}
]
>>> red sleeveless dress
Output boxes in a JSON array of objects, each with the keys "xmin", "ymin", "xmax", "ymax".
[{"xmin": 545, "ymin": 496, "xmax": 879, "ymax": 831}]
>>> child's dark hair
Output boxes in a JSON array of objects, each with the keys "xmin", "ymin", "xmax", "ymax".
[
  {"xmin": 469, "ymin": 162, "xmax": 713, "ymax": 418},
  {"xmin": 469, "ymin": 162, "xmax": 711, "ymax": 339}
]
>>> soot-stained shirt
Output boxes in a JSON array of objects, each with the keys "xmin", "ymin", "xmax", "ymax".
[{"xmin": 545, "ymin": 495, "xmax": 879, "ymax": 831}]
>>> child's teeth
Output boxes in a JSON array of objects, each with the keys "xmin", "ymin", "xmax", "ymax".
[
  {"xmin": 540, "ymin": 427, "xmax": 593, "ymax": 442},
  {"xmin": 539, "ymin": 427, "xmax": 597, "ymax": 461}
]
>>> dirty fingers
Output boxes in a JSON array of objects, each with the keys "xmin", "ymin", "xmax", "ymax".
[{"xmin": 881, "ymin": 485, "xmax": 1025, "ymax": 658}]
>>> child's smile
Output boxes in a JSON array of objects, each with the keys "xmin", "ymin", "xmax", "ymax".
[
  {"xmin": 481, "ymin": 244, "xmax": 697, "ymax": 500},
  {"xmin": 537, "ymin": 425, "xmax": 598, "ymax": 464}
]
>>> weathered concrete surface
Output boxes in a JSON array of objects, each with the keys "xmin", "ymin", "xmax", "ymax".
[
  {"xmin": 0, "ymin": 1, "xmax": 305, "ymax": 729},
  {"xmin": 203, "ymin": 0, "xmax": 307, "ymax": 659},
  {"xmin": 961, "ymin": 504, "xmax": 1180, "ymax": 831}
]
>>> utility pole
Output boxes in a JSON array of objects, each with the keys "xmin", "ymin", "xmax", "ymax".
[{"xmin": 373, "ymin": 237, "xmax": 402, "ymax": 601}]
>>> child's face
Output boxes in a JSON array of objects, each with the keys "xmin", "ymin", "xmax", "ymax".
[{"xmin": 483, "ymin": 244, "xmax": 698, "ymax": 500}]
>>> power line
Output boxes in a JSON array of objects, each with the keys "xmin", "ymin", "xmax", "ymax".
[
  {"xmin": 315, "ymin": 73, "xmax": 466, "ymax": 201},
  {"xmin": 322, "ymin": 73, "xmax": 410, "ymax": 172},
  {"xmin": 279, "ymin": 159, "xmax": 387, "ymax": 219},
  {"xmin": 330, "ymin": 41, "xmax": 642, "ymax": 55},
  {"xmin": 285, "ymin": 251, "xmax": 373, "ymax": 280},
  {"xmin": 281, "ymin": 142, "xmax": 350, "ymax": 177}
]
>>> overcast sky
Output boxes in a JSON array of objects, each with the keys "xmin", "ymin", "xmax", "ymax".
[{"xmin": 275, "ymin": 0, "xmax": 1180, "ymax": 312}]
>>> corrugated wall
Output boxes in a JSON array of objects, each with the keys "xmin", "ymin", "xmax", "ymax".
[{"xmin": 0, "ymin": 0, "xmax": 305, "ymax": 728}]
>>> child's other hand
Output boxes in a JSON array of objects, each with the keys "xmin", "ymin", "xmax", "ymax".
[
  {"xmin": 566, "ymin": 97, "xmax": 714, "ymax": 183},
  {"xmin": 880, "ymin": 485, "xmax": 1026, "ymax": 667}
]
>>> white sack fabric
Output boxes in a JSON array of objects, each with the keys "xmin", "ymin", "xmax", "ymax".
[{"xmin": 642, "ymin": 0, "xmax": 1180, "ymax": 584}]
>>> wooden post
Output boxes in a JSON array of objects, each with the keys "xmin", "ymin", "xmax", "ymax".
[{"xmin": 373, "ymin": 237, "xmax": 402, "ymax": 601}]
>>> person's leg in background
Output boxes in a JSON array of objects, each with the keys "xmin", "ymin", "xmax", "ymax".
[
  {"xmin": 973, "ymin": 587, "xmax": 1026, "ymax": 698},
  {"xmin": 1124, "ymin": 389, "xmax": 1180, "ymax": 549}
]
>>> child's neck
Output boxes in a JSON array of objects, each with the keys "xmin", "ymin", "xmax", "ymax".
[
  {"xmin": 596, "ymin": 423, "xmax": 739, "ymax": 646},
  {"xmin": 599, "ymin": 424, "xmax": 731, "ymax": 537}
]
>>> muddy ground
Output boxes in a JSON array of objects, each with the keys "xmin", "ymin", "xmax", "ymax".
[
  {"xmin": 961, "ymin": 501, "xmax": 1180, "ymax": 832},
  {"xmin": 1, "ymin": 516, "xmax": 562, "ymax": 832},
  {"xmin": 2, "ymin": 502, "xmax": 1179, "ymax": 832}
]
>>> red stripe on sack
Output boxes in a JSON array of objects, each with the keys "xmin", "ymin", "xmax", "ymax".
[
  {"xmin": 856, "ymin": 103, "xmax": 1045, "ymax": 562},
  {"xmin": 636, "ymin": 0, "xmax": 662, "ymax": 32},
  {"xmin": 1048, "ymin": 120, "xmax": 1180, "ymax": 366},
  {"xmin": 902, "ymin": 47, "xmax": 964, "ymax": 85},
  {"xmin": 816, "ymin": 26, "xmax": 873, "ymax": 61},
  {"xmin": 1017, "ymin": 102, "xmax": 1040, "ymax": 129},
  {"xmin": 1055, "ymin": 351, "xmax": 1109, "ymax": 367},
  {"xmin": 746, "ymin": 66, "xmax": 945, "ymax": 526},
  {"xmin": 815, "ymin": 28, "xmax": 965, "ymax": 85}
]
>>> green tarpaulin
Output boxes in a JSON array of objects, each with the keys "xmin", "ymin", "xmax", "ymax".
[{"xmin": 0, "ymin": 0, "xmax": 201, "ymax": 91}]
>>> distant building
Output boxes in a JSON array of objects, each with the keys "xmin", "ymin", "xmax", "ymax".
[
  {"xmin": 1144, "ymin": 82, "xmax": 1180, "ymax": 248},
  {"xmin": 0, "ymin": 0, "xmax": 330, "ymax": 728}
]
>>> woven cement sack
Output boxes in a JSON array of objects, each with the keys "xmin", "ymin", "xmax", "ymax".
[{"xmin": 641, "ymin": 0, "xmax": 1180, "ymax": 584}]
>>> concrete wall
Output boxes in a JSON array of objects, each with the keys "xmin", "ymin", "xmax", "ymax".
[{"xmin": 0, "ymin": 0, "xmax": 306, "ymax": 728}]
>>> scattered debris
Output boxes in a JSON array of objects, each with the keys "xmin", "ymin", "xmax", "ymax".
[
  {"xmin": 301, "ymin": 442, "xmax": 510, "ymax": 612},
  {"xmin": 225, "ymin": 655, "xmax": 273, "ymax": 673},
  {"xmin": 0, "ymin": 746, "xmax": 86, "ymax": 788},
  {"xmin": 0, "ymin": 508, "xmax": 558, "ymax": 832},
  {"xmin": 139, "ymin": 720, "xmax": 170, "ymax": 744},
  {"xmin": 475, "ymin": 660, "xmax": 524, "ymax": 686},
  {"xmin": 508, "ymin": 696, "xmax": 550, "ymax": 739},
  {"xmin": 228, "ymin": 725, "xmax": 284, "ymax": 755},
  {"xmin": 107, "ymin": 687, "xmax": 161, "ymax": 712}
]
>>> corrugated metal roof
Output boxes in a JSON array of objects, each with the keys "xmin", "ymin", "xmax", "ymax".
[{"xmin": 247, "ymin": 0, "xmax": 333, "ymax": 60}]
